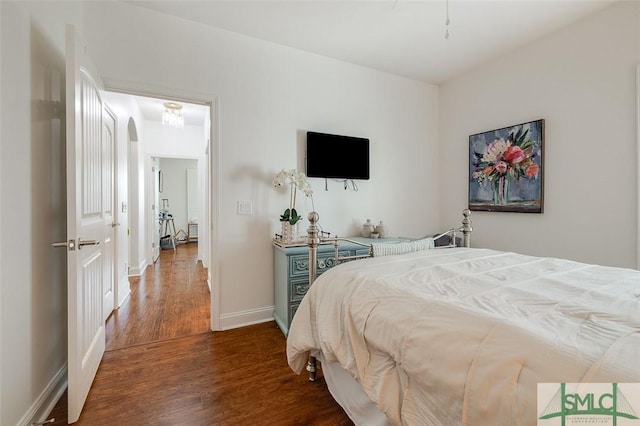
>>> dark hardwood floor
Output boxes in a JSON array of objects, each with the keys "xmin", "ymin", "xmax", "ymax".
[{"xmin": 47, "ymin": 243, "xmax": 352, "ymax": 425}]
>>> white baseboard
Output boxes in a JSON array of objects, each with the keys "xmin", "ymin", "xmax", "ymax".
[
  {"xmin": 128, "ymin": 259, "xmax": 148, "ymax": 277},
  {"xmin": 219, "ymin": 306, "xmax": 274, "ymax": 330},
  {"xmin": 117, "ymin": 282, "xmax": 131, "ymax": 308},
  {"xmin": 19, "ymin": 363, "xmax": 67, "ymax": 426}
]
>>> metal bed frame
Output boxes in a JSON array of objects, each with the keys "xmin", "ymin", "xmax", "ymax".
[{"xmin": 304, "ymin": 209, "xmax": 473, "ymax": 381}]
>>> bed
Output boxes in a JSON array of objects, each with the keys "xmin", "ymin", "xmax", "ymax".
[{"xmin": 286, "ymin": 211, "xmax": 640, "ymax": 425}]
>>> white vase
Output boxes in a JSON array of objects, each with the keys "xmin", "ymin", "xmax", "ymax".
[
  {"xmin": 377, "ymin": 221, "xmax": 387, "ymax": 238},
  {"xmin": 362, "ymin": 219, "xmax": 374, "ymax": 238},
  {"xmin": 281, "ymin": 221, "xmax": 300, "ymax": 244}
]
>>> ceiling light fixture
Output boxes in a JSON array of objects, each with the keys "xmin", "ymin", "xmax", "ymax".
[{"xmin": 162, "ymin": 102, "xmax": 184, "ymax": 128}]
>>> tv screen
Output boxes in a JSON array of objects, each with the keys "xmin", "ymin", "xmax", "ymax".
[{"xmin": 306, "ymin": 132, "xmax": 370, "ymax": 180}]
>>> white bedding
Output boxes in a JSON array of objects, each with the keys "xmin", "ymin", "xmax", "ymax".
[
  {"xmin": 286, "ymin": 248, "xmax": 640, "ymax": 425},
  {"xmin": 321, "ymin": 353, "xmax": 391, "ymax": 426}
]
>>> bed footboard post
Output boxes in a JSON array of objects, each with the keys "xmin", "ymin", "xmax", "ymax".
[
  {"xmin": 307, "ymin": 211, "xmax": 320, "ymax": 287},
  {"xmin": 461, "ymin": 209, "xmax": 472, "ymax": 248},
  {"xmin": 306, "ymin": 211, "xmax": 320, "ymax": 382}
]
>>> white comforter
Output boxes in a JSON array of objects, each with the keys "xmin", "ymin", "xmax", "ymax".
[{"xmin": 286, "ymin": 248, "xmax": 640, "ymax": 425}]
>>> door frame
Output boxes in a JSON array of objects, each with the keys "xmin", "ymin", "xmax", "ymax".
[
  {"xmin": 103, "ymin": 80, "xmax": 221, "ymax": 331},
  {"xmin": 636, "ymin": 64, "xmax": 640, "ymax": 270},
  {"xmin": 151, "ymin": 158, "xmax": 160, "ymax": 263},
  {"xmin": 103, "ymin": 104, "xmax": 119, "ymax": 318}
]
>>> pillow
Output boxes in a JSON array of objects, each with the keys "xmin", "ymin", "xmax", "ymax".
[{"xmin": 371, "ymin": 237, "xmax": 434, "ymax": 257}]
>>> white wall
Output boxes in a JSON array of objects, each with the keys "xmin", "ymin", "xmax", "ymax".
[
  {"xmin": 151, "ymin": 156, "xmax": 161, "ymax": 259},
  {"xmin": 82, "ymin": 2, "xmax": 440, "ymax": 326},
  {"xmin": 0, "ymin": 2, "xmax": 81, "ymax": 424},
  {"xmin": 144, "ymin": 121, "xmax": 206, "ymax": 158},
  {"xmin": 440, "ymin": 1, "xmax": 640, "ymax": 269}
]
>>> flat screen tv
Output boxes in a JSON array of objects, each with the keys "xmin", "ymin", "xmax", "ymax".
[{"xmin": 306, "ymin": 131, "xmax": 370, "ymax": 180}]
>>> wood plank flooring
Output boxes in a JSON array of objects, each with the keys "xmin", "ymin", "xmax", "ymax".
[
  {"xmin": 47, "ymin": 243, "xmax": 352, "ymax": 425},
  {"xmin": 105, "ymin": 243, "xmax": 210, "ymax": 351}
]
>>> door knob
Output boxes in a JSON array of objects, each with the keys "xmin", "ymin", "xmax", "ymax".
[
  {"xmin": 78, "ymin": 239, "xmax": 100, "ymax": 249},
  {"xmin": 51, "ymin": 239, "xmax": 76, "ymax": 251}
]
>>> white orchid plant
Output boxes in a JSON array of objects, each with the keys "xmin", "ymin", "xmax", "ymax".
[{"xmin": 272, "ymin": 169, "xmax": 313, "ymax": 225}]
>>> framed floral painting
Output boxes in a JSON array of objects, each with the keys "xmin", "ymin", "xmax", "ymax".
[{"xmin": 468, "ymin": 119, "xmax": 544, "ymax": 213}]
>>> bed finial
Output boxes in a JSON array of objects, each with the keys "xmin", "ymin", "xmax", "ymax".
[
  {"xmin": 307, "ymin": 211, "xmax": 320, "ymax": 283},
  {"xmin": 308, "ymin": 211, "xmax": 319, "ymax": 227},
  {"xmin": 306, "ymin": 211, "xmax": 320, "ymax": 382},
  {"xmin": 461, "ymin": 209, "xmax": 472, "ymax": 248}
]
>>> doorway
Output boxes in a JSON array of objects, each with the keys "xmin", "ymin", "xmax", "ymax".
[
  {"xmin": 154, "ymin": 156, "xmax": 200, "ymax": 255},
  {"xmin": 101, "ymin": 88, "xmax": 219, "ymax": 348}
]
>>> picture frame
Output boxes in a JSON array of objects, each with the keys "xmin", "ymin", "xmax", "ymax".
[{"xmin": 468, "ymin": 119, "xmax": 544, "ymax": 213}]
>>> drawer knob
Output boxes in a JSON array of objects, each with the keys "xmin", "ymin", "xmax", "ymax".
[{"xmin": 294, "ymin": 284, "xmax": 308, "ymax": 295}]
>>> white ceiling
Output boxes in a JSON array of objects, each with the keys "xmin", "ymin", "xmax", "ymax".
[
  {"xmin": 129, "ymin": 0, "xmax": 616, "ymax": 126},
  {"xmin": 128, "ymin": 0, "xmax": 616, "ymax": 84}
]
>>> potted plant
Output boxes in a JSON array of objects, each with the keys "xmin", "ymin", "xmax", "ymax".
[
  {"xmin": 273, "ymin": 169, "xmax": 313, "ymax": 242},
  {"xmin": 370, "ymin": 228, "xmax": 380, "ymax": 239}
]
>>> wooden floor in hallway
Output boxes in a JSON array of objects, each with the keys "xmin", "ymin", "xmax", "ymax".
[
  {"xmin": 48, "ymin": 243, "xmax": 352, "ymax": 425},
  {"xmin": 105, "ymin": 243, "xmax": 211, "ymax": 351}
]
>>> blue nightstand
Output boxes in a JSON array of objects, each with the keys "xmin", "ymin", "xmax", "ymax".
[{"xmin": 272, "ymin": 236, "xmax": 409, "ymax": 335}]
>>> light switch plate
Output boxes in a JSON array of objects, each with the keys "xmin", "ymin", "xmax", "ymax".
[{"xmin": 237, "ymin": 200, "xmax": 252, "ymax": 215}]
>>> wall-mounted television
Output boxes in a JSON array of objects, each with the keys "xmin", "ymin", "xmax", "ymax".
[{"xmin": 305, "ymin": 131, "xmax": 370, "ymax": 180}]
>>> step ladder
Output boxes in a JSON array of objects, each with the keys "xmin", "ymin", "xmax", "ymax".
[{"xmin": 159, "ymin": 216, "xmax": 177, "ymax": 250}]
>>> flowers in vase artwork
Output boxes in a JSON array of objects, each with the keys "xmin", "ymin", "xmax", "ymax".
[
  {"xmin": 272, "ymin": 169, "xmax": 313, "ymax": 225},
  {"xmin": 469, "ymin": 119, "xmax": 544, "ymax": 213}
]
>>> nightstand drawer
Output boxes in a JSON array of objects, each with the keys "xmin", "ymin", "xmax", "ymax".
[
  {"xmin": 290, "ymin": 279, "xmax": 309, "ymax": 302},
  {"xmin": 290, "ymin": 302, "xmax": 301, "ymax": 323},
  {"xmin": 289, "ymin": 252, "xmax": 348, "ymax": 278}
]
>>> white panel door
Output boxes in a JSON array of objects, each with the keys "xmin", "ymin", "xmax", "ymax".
[
  {"xmin": 102, "ymin": 107, "xmax": 117, "ymax": 320},
  {"xmin": 65, "ymin": 24, "xmax": 106, "ymax": 424}
]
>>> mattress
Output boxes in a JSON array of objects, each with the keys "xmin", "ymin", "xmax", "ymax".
[{"xmin": 287, "ymin": 247, "xmax": 640, "ymax": 425}]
